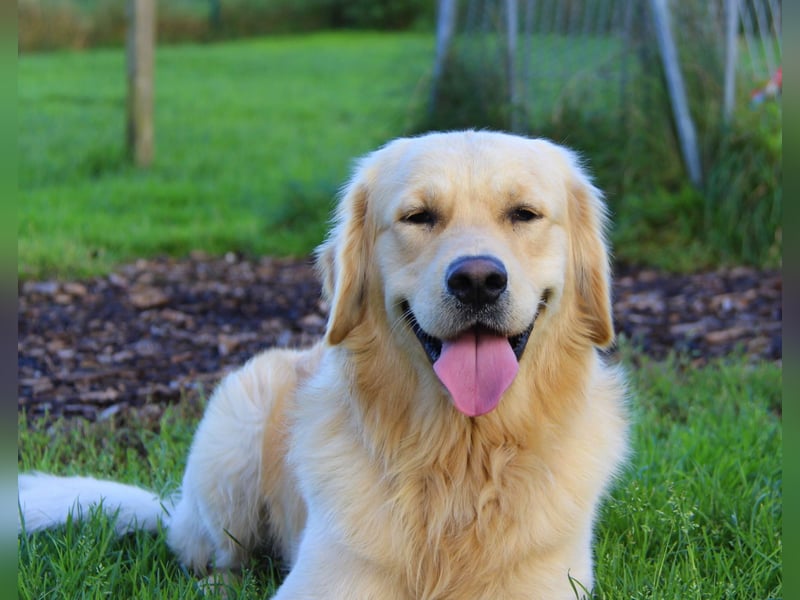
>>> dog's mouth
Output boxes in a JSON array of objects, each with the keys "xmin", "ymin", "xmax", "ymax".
[
  {"xmin": 401, "ymin": 303, "xmax": 534, "ymax": 364},
  {"xmin": 400, "ymin": 297, "xmax": 545, "ymax": 417}
]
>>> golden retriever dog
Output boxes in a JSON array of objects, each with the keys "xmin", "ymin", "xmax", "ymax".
[{"xmin": 19, "ymin": 130, "xmax": 628, "ymax": 599}]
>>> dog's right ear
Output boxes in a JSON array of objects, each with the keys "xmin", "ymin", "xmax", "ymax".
[
  {"xmin": 315, "ymin": 167, "xmax": 373, "ymax": 346},
  {"xmin": 564, "ymin": 152, "xmax": 614, "ymax": 348}
]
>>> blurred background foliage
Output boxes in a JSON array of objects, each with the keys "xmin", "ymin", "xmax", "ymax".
[{"xmin": 18, "ymin": 0, "xmax": 436, "ymax": 50}]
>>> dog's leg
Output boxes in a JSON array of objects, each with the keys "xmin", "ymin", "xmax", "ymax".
[
  {"xmin": 166, "ymin": 361, "xmax": 269, "ymax": 572},
  {"xmin": 271, "ymin": 514, "xmax": 408, "ymax": 600},
  {"xmin": 167, "ymin": 348, "xmax": 312, "ymax": 573},
  {"xmin": 274, "ymin": 547, "xmax": 407, "ymax": 600}
]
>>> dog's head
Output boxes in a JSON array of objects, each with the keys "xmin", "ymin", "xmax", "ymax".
[{"xmin": 317, "ymin": 131, "xmax": 612, "ymax": 416}]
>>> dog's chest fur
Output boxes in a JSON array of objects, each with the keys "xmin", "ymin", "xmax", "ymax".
[
  {"xmin": 387, "ymin": 430, "xmax": 540, "ymax": 582},
  {"xmin": 292, "ymin": 368, "xmax": 596, "ymax": 598}
]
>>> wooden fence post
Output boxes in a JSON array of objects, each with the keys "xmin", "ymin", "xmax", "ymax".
[{"xmin": 127, "ymin": 0, "xmax": 156, "ymax": 167}]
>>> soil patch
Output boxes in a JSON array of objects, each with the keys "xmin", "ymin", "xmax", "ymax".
[{"xmin": 18, "ymin": 254, "xmax": 781, "ymax": 423}]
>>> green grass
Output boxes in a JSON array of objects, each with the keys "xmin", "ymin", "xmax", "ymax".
[
  {"xmin": 18, "ymin": 32, "xmax": 781, "ymax": 279},
  {"xmin": 593, "ymin": 351, "xmax": 782, "ymax": 598},
  {"xmin": 18, "ymin": 352, "xmax": 782, "ymax": 598},
  {"xmin": 18, "ymin": 32, "xmax": 434, "ymax": 279}
]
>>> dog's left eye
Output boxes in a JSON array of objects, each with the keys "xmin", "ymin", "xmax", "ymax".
[{"xmin": 509, "ymin": 207, "xmax": 542, "ymax": 223}]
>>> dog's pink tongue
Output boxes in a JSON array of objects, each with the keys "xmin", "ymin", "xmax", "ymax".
[{"xmin": 433, "ymin": 329, "xmax": 518, "ymax": 417}]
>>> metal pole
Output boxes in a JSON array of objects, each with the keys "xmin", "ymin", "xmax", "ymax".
[
  {"xmin": 753, "ymin": 0, "xmax": 776, "ymax": 76},
  {"xmin": 430, "ymin": 0, "xmax": 457, "ymax": 118},
  {"xmin": 505, "ymin": 0, "xmax": 519, "ymax": 131},
  {"xmin": 723, "ymin": 0, "xmax": 739, "ymax": 123},
  {"xmin": 649, "ymin": 0, "xmax": 703, "ymax": 187}
]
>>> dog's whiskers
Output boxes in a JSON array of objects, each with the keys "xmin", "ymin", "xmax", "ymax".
[{"xmin": 388, "ymin": 303, "xmax": 415, "ymax": 338}]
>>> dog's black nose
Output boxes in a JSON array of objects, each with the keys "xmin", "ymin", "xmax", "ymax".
[{"xmin": 446, "ymin": 255, "xmax": 508, "ymax": 307}]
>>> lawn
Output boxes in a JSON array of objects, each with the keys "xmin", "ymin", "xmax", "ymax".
[
  {"xmin": 18, "ymin": 353, "xmax": 782, "ymax": 598},
  {"xmin": 18, "ymin": 32, "xmax": 435, "ymax": 279}
]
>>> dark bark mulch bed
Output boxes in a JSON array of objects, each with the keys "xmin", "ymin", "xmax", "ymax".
[{"xmin": 18, "ymin": 254, "xmax": 781, "ymax": 423}]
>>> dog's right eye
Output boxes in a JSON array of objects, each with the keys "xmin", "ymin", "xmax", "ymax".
[
  {"xmin": 402, "ymin": 210, "xmax": 437, "ymax": 227},
  {"xmin": 509, "ymin": 206, "xmax": 542, "ymax": 223}
]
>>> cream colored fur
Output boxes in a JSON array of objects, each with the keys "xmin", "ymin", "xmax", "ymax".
[{"xmin": 19, "ymin": 131, "xmax": 628, "ymax": 599}]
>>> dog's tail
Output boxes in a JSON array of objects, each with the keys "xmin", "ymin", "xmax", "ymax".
[{"xmin": 18, "ymin": 472, "xmax": 169, "ymax": 535}]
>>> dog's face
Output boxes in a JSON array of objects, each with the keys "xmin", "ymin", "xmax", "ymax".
[{"xmin": 318, "ymin": 131, "xmax": 612, "ymax": 416}]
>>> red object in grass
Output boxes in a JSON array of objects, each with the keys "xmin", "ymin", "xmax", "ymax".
[{"xmin": 750, "ymin": 66, "xmax": 782, "ymax": 106}]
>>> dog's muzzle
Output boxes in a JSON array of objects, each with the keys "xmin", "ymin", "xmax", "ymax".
[{"xmin": 398, "ymin": 255, "xmax": 549, "ymax": 417}]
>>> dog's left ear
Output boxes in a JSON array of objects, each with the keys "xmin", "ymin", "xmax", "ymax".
[
  {"xmin": 315, "ymin": 167, "xmax": 373, "ymax": 346},
  {"xmin": 564, "ymin": 153, "xmax": 614, "ymax": 348}
]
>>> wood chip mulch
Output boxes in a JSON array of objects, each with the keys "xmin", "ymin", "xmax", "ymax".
[{"xmin": 18, "ymin": 254, "xmax": 781, "ymax": 424}]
